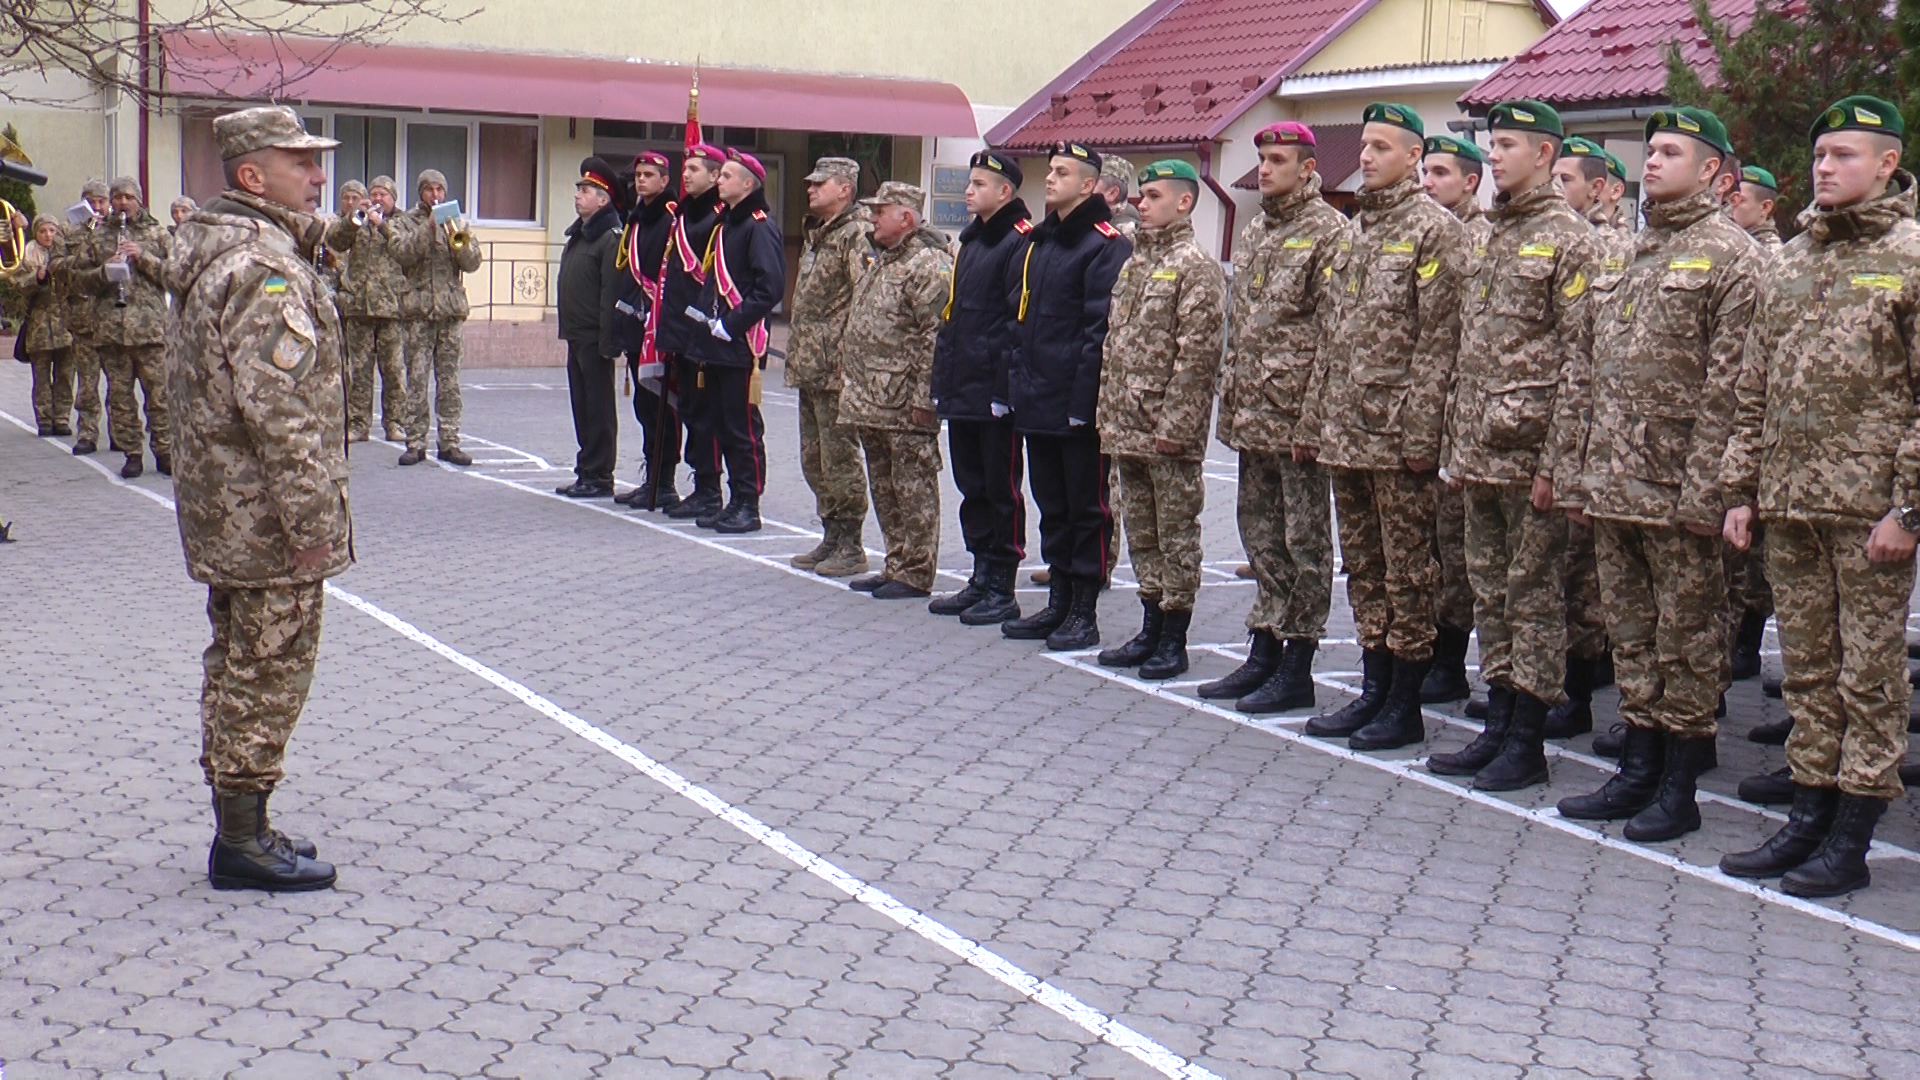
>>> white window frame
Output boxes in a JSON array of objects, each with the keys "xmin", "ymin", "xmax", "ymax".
[{"xmin": 297, "ymin": 107, "xmax": 545, "ymax": 227}]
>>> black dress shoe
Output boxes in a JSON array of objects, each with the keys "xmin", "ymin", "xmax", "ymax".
[
  {"xmin": 556, "ymin": 480, "xmax": 614, "ymax": 498},
  {"xmin": 1748, "ymin": 717, "xmax": 1792, "ymax": 745},
  {"xmin": 120, "ymin": 454, "xmax": 144, "ymax": 479},
  {"xmin": 72, "ymin": 439, "xmax": 96, "ymax": 456}
]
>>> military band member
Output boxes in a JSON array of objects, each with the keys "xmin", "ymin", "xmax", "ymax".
[
  {"xmin": 393, "ymin": 168, "xmax": 482, "ymax": 467},
  {"xmin": 169, "ymin": 197, "xmax": 197, "ymax": 232},
  {"xmin": 78, "ymin": 177, "xmax": 172, "ymax": 478},
  {"xmin": 339, "ymin": 177, "xmax": 410, "ymax": 443},
  {"xmin": 50, "ymin": 179, "xmax": 109, "ymax": 455},
  {"xmin": 613, "ymin": 151, "xmax": 685, "ymax": 511},
  {"xmin": 659, "ymin": 144, "xmax": 729, "ymax": 521},
  {"xmin": 11, "ymin": 215, "xmax": 74, "ymax": 437}
]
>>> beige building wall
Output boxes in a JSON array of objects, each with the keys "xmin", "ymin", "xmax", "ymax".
[{"xmin": 1296, "ymin": 0, "xmax": 1547, "ymax": 74}]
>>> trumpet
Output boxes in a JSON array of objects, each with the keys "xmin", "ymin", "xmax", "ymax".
[
  {"xmin": 0, "ymin": 198, "xmax": 23, "ymax": 273},
  {"xmin": 350, "ymin": 208, "xmax": 369, "ymax": 227},
  {"xmin": 445, "ymin": 219, "xmax": 473, "ymax": 253}
]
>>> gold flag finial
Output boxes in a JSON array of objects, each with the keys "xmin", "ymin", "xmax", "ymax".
[{"xmin": 688, "ymin": 57, "xmax": 700, "ymax": 121}]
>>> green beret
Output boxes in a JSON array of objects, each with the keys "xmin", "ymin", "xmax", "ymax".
[
  {"xmin": 1139, "ymin": 159, "xmax": 1201, "ymax": 184},
  {"xmin": 1560, "ymin": 135, "xmax": 1606, "ymax": 161},
  {"xmin": 1740, "ymin": 165, "xmax": 1778, "ymax": 191},
  {"xmin": 1363, "ymin": 102, "xmax": 1424, "ymax": 139},
  {"xmin": 1810, "ymin": 95, "xmax": 1906, "ymax": 143},
  {"xmin": 1645, "ymin": 106, "xmax": 1734, "ymax": 156},
  {"xmin": 1603, "ymin": 149, "xmax": 1628, "ymax": 182},
  {"xmin": 1487, "ymin": 99, "xmax": 1563, "ymax": 138},
  {"xmin": 1422, "ymin": 135, "xmax": 1484, "ymax": 164}
]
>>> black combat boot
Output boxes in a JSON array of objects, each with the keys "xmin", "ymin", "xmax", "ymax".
[
  {"xmin": 1762, "ymin": 672, "xmax": 1783, "ymax": 698},
  {"xmin": 1781, "ymin": 794, "xmax": 1888, "ymax": 897},
  {"xmin": 72, "ymin": 438, "xmax": 96, "ymax": 456},
  {"xmin": 211, "ymin": 791, "xmax": 316, "ymax": 859},
  {"xmin": 1738, "ymin": 765, "xmax": 1794, "ymax": 805},
  {"xmin": 154, "ymin": 453, "xmax": 172, "ymax": 477},
  {"xmin": 208, "ymin": 791, "xmax": 336, "ymax": 893},
  {"xmin": 1098, "ymin": 597, "xmax": 1164, "ymax": 668},
  {"xmin": 1419, "ymin": 625, "xmax": 1472, "ymax": 704},
  {"xmin": 1237, "ymin": 639, "xmax": 1317, "ymax": 714},
  {"xmin": 1198, "ymin": 630, "xmax": 1282, "ymax": 700},
  {"xmin": 1045, "ymin": 577, "xmax": 1101, "ymax": 651},
  {"xmin": 121, "ymin": 453, "xmax": 144, "ymax": 479},
  {"xmin": 1348, "ymin": 655, "xmax": 1432, "ymax": 751},
  {"xmin": 712, "ymin": 495, "xmax": 761, "ymax": 534},
  {"xmin": 1428, "ymin": 685, "xmax": 1516, "ymax": 777},
  {"xmin": 1464, "ymin": 693, "xmax": 1490, "ymax": 720},
  {"xmin": 872, "ymin": 580, "xmax": 930, "ymax": 600},
  {"xmin": 848, "ymin": 573, "xmax": 888, "ymax": 592},
  {"xmin": 1542, "ymin": 653, "xmax": 1597, "ymax": 739},
  {"xmin": 1473, "ymin": 690, "xmax": 1550, "ymax": 791},
  {"xmin": 1592, "ymin": 722, "xmax": 1628, "ymax": 759},
  {"xmin": 1622, "ymin": 734, "xmax": 1715, "ymax": 841},
  {"xmin": 1003, "ymin": 575, "xmax": 1070, "ymax": 640},
  {"xmin": 666, "ymin": 473, "xmax": 722, "ymax": 520},
  {"xmin": 930, "ymin": 558, "xmax": 989, "ymax": 616},
  {"xmin": 397, "ymin": 447, "xmax": 426, "ymax": 466},
  {"xmin": 960, "ymin": 561, "xmax": 1021, "ymax": 625},
  {"xmin": 1138, "ymin": 609, "xmax": 1191, "ymax": 680},
  {"xmin": 1304, "ymin": 648, "xmax": 1392, "ymax": 736},
  {"xmin": 1720, "ymin": 784, "xmax": 1839, "ymax": 878},
  {"xmin": 1748, "ymin": 717, "xmax": 1792, "ymax": 744},
  {"xmin": 1558, "ymin": 724, "xmax": 1664, "ymax": 820},
  {"xmin": 1730, "ymin": 611, "xmax": 1766, "ymax": 681}
]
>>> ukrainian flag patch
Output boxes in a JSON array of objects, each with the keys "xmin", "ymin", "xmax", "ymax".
[{"xmin": 263, "ymin": 275, "xmax": 289, "ymax": 295}]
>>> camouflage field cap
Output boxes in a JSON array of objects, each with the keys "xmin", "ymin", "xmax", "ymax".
[
  {"xmin": 1810, "ymin": 95, "xmax": 1906, "ymax": 143},
  {"xmin": 212, "ymin": 105, "xmax": 338, "ymax": 161},
  {"xmin": 1423, "ymin": 134, "xmax": 1484, "ymax": 164},
  {"xmin": 1487, "ymin": 100, "xmax": 1564, "ymax": 138},
  {"xmin": 1138, "ymin": 160, "xmax": 1200, "ymax": 184},
  {"xmin": 368, "ymin": 175, "xmax": 398, "ymax": 197},
  {"xmin": 1645, "ymin": 106, "xmax": 1733, "ymax": 156},
  {"xmin": 416, "ymin": 168, "xmax": 448, "ymax": 191},
  {"xmin": 338, "ymin": 180, "xmax": 367, "ymax": 198},
  {"xmin": 1362, "ymin": 103, "xmax": 1424, "ymax": 139},
  {"xmin": 1101, "ymin": 154, "xmax": 1137, "ymax": 191},
  {"xmin": 1740, "ymin": 165, "xmax": 1779, "ymax": 192},
  {"xmin": 80, "ymin": 178, "xmax": 108, "ymax": 199},
  {"xmin": 805, "ymin": 156, "xmax": 859, "ymax": 185},
  {"xmin": 860, "ymin": 180, "xmax": 926, "ymax": 213}
]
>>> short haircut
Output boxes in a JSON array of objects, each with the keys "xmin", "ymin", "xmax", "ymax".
[
  {"xmin": 1263, "ymin": 143, "xmax": 1317, "ymax": 167},
  {"xmin": 1570, "ymin": 155, "xmax": 1608, "ymax": 183},
  {"xmin": 1526, "ymin": 132, "xmax": 1563, "ymax": 159},
  {"xmin": 1056, "ymin": 157, "xmax": 1100, "ymax": 182},
  {"xmin": 222, "ymin": 151, "xmax": 265, "ymax": 188},
  {"xmin": 1716, "ymin": 151, "xmax": 1743, "ymax": 180},
  {"xmin": 1156, "ymin": 177, "xmax": 1200, "ymax": 206},
  {"xmin": 1098, "ymin": 176, "xmax": 1126, "ymax": 197},
  {"xmin": 689, "ymin": 156, "xmax": 721, "ymax": 177}
]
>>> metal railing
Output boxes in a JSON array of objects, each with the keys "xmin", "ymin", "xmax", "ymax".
[{"xmin": 467, "ymin": 238, "xmax": 565, "ymax": 321}]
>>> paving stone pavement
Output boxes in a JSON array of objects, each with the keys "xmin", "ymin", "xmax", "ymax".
[{"xmin": 4, "ymin": 359, "xmax": 1920, "ymax": 1079}]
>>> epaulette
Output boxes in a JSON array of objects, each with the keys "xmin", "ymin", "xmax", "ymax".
[
  {"xmin": 1014, "ymin": 219, "xmax": 1033, "ymax": 235},
  {"xmin": 1094, "ymin": 221, "xmax": 1121, "ymax": 239},
  {"xmin": 752, "ymin": 209, "xmax": 768, "ymax": 221}
]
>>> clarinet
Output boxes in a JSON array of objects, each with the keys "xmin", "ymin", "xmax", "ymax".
[{"xmin": 112, "ymin": 212, "xmax": 131, "ymax": 308}]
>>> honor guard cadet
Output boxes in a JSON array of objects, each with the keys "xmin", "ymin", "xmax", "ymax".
[
  {"xmin": 658, "ymin": 143, "xmax": 728, "ymax": 521},
  {"xmin": 928, "ymin": 150, "xmax": 1033, "ymax": 624},
  {"xmin": 837, "ymin": 182, "xmax": 954, "ymax": 600},
  {"xmin": 1201, "ymin": 122, "xmax": 1346, "ymax": 713},
  {"xmin": 999, "ymin": 141, "xmax": 1132, "ymax": 650},
  {"xmin": 1093, "ymin": 160, "xmax": 1227, "ymax": 680},
  {"xmin": 1299, "ymin": 103, "xmax": 1470, "ymax": 751},
  {"xmin": 10, "ymin": 215, "xmax": 75, "ymax": 436},
  {"xmin": 1556, "ymin": 107, "xmax": 1762, "ymax": 841},
  {"xmin": 1420, "ymin": 131, "xmax": 1491, "ymax": 706},
  {"xmin": 78, "ymin": 176, "xmax": 173, "ymax": 478},
  {"xmin": 393, "ymin": 167, "xmax": 482, "ymax": 467},
  {"xmin": 683, "ymin": 148, "xmax": 784, "ymax": 534},
  {"xmin": 786, "ymin": 156, "xmax": 874, "ymax": 575},
  {"xmin": 1101, "ymin": 154, "xmax": 1141, "ymax": 237},
  {"xmin": 167, "ymin": 105, "xmax": 348, "ymax": 892},
  {"xmin": 613, "ymin": 151, "xmax": 686, "ymax": 511},
  {"xmin": 553, "ymin": 156, "xmax": 627, "ymax": 499},
  {"xmin": 338, "ymin": 178, "xmax": 411, "ymax": 443},
  {"xmin": 1719, "ymin": 96, "xmax": 1919, "ymax": 897},
  {"xmin": 1425, "ymin": 100, "xmax": 1599, "ymax": 792},
  {"xmin": 50, "ymin": 179, "xmax": 108, "ymax": 454}
]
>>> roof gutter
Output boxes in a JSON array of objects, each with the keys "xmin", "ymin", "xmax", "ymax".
[
  {"xmin": 1449, "ymin": 104, "xmax": 1667, "ymax": 133},
  {"xmin": 1195, "ymin": 141, "xmax": 1236, "ymax": 262}
]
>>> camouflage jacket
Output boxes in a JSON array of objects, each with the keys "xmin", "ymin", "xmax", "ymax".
[
  {"xmin": 1096, "ymin": 218, "xmax": 1225, "ymax": 460},
  {"xmin": 1445, "ymin": 181, "xmax": 1599, "ymax": 488},
  {"xmin": 165, "ymin": 190, "xmax": 351, "ymax": 588},
  {"xmin": 337, "ymin": 212, "xmax": 407, "ymax": 319},
  {"xmin": 1724, "ymin": 173, "xmax": 1920, "ymax": 524},
  {"xmin": 7, "ymin": 243, "xmax": 72, "ymax": 353},
  {"xmin": 1216, "ymin": 178, "xmax": 1346, "ymax": 453},
  {"xmin": 1588, "ymin": 203, "xmax": 1637, "ymax": 281},
  {"xmin": 50, "ymin": 219, "xmax": 102, "ymax": 337},
  {"xmin": 785, "ymin": 206, "xmax": 871, "ymax": 391},
  {"xmin": 837, "ymin": 226, "xmax": 953, "ymax": 432},
  {"xmin": 1449, "ymin": 194, "xmax": 1495, "ymax": 272},
  {"xmin": 1576, "ymin": 187, "xmax": 1761, "ymax": 528},
  {"xmin": 1747, "ymin": 217, "xmax": 1783, "ymax": 253},
  {"xmin": 1111, "ymin": 201, "xmax": 1143, "ymax": 241},
  {"xmin": 77, "ymin": 210, "xmax": 172, "ymax": 347},
  {"xmin": 394, "ymin": 205, "xmax": 482, "ymax": 320},
  {"xmin": 1306, "ymin": 175, "xmax": 1469, "ymax": 469}
]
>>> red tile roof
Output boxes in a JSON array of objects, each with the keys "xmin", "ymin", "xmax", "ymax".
[
  {"xmin": 1460, "ymin": 0, "xmax": 1754, "ymax": 112},
  {"xmin": 1231, "ymin": 123, "xmax": 1363, "ymax": 188},
  {"xmin": 987, "ymin": 0, "xmax": 1383, "ymax": 151}
]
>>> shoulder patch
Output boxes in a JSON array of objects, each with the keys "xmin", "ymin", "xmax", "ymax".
[
  {"xmin": 752, "ymin": 209, "xmax": 768, "ymax": 221},
  {"xmin": 1562, "ymin": 270, "xmax": 1589, "ymax": 299},
  {"xmin": 1416, "ymin": 258, "xmax": 1442, "ymax": 281},
  {"xmin": 1094, "ymin": 221, "xmax": 1121, "ymax": 239},
  {"xmin": 261, "ymin": 304, "xmax": 318, "ymax": 381},
  {"xmin": 263, "ymin": 275, "xmax": 289, "ymax": 295},
  {"xmin": 1013, "ymin": 219, "xmax": 1033, "ymax": 234}
]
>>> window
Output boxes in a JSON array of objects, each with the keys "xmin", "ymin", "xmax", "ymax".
[
  {"xmin": 406, "ymin": 123, "xmax": 470, "ymax": 210},
  {"xmin": 478, "ymin": 123, "xmax": 539, "ymax": 222},
  {"xmin": 334, "ymin": 114, "xmax": 398, "ymax": 193}
]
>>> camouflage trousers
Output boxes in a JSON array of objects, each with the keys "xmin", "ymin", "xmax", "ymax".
[
  {"xmin": 101, "ymin": 342, "xmax": 170, "ymax": 460},
  {"xmin": 1331, "ymin": 467, "xmax": 1438, "ymax": 662},
  {"xmin": 199, "ymin": 582, "xmax": 325, "ymax": 794},
  {"xmin": 405, "ymin": 318, "xmax": 463, "ymax": 452},
  {"xmin": 1563, "ymin": 520, "xmax": 1607, "ymax": 660},
  {"xmin": 1116, "ymin": 455, "xmax": 1206, "ymax": 612},
  {"xmin": 1769, "ymin": 519, "xmax": 1912, "ymax": 799},
  {"xmin": 1728, "ymin": 527, "xmax": 1775, "ymax": 620},
  {"xmin": 798, "ymin": 387, "xmax": 868, "ymax": 523},
  {"xmin": 70, "ymin": 336, "xmax": 102, "ymax": 444},
  {"xmin": 1593, "ymin": 520, "xmax": 1727, "ymax": 739},
  {"xmin": 1237, "ymin": 450, "xmax": 1333, "ymax": 640},
  {"xmin": 344, "ymin": 317, "xmax": 407, "ymax": 440},
  {"xmin": 1463, "ymin": 482, "xmax": 1569, "ymax": 704},
  {"xmin": 27, "ymin": 348, "xmax": 74, "ymax": 432},
  {"xmin": 856, "ymin": 426, "xmax": 942, "ymax": 591},
  {"xmin": 1108, "ymin": 458, "xmax": 1124, "ymax": 578},
  {"xmin": 1433, "ymin": 481, "xmax": 1474, "ymax": 632}
]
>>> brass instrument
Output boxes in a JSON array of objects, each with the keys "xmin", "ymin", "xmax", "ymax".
[
  {"xmin": 0, "ymin": 198, "xmax": 24, "ymax": 273},
  {"xmin": 111, "ymin": 211, "xmax": 131, "ymax": 308},
  {"xmin": 350, "ymin": 208, "xmax": 370, "ymax": 228},
  {"xmin": 446, "ymin": 219, "xmax": 473, "ymax": 253}
]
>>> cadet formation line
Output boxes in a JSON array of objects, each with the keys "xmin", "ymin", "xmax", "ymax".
[{"xmin": 7, "ymin": 95, "xmax": 1917, "ymax": 904}]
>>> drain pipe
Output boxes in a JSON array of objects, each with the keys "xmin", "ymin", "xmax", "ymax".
[{"xmin": 1194, "ymin": 141, "xmax": 1236, "ymax": 262}]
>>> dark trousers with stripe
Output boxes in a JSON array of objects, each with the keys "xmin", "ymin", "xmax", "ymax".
[
  {"xmin": 681, "ymin": 358, "xmax": 765, "ymax": 501},
  {"xmin": 628, "ymin": 356, "xmax": 683, "ymax": 491},
  {"xmin": 948, "ymin": 417, "xmax": 1026, "ymax": 565},
  {"xmin": 670, "ymin": 354, "xmax": 721, "ymax": 483},
  {"xmin": 1024, "ymin": 429, "xmax": 1111, "ymax": 582}
]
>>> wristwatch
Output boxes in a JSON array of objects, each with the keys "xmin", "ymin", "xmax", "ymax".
[{"xmin": 1897, "ymin": 507, "xmax": 1920, "ymax": 534}]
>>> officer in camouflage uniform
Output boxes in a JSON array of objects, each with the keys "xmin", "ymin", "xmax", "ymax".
[
  {"xmin": 1426, "ymin": 101, "xmax": 1599, "ymax": 792},
  {"xmin": 1719, "ymin": 96, "xmax": 1918, "ymax": 897},
  {"xmin": 1093, "ymin": 160, "xmax": 1227, "ymax": 681},
  {"xmin": 1201, "ymin": 122, "xmax": 1345, "ymax": 714},
  {"xmin": 836, "ymin": 182, "xmax": 953, "ymax": 600},
  {"xmin": 1420, "ymin": 132, "xmax": 1491, "ymax": 706},
  {"xmin": 1101, "ymin": 154, "xmax": 1141, "ymax": 238},
  {"xmin": 1299, "ymin": 102, "xmax": 1470, "ymax": 752},
  {"xmin": 50, "ymin": 179, "xmax": 108, "ymax": 455},
  {"xmin": 394, "ymin": 168, "xmax": 482, "ymax": 467},
  {"xmin": 1558, "ymin": 107, "xmax": 1762, "ymax": 841},
  {"xmin": 338, "ymin": 177, "xmax": 410, "ymax": 442},
  {"xmin": 786, "ymin": 156, "xmax": 873, "ymax": 575},
  {"xmin": 77, "ymin": 177, "xmax": 172, "ymax": 479},
  {"xmin": 168, "ymin": 105, "xmax": 347, "ymax": 893}
]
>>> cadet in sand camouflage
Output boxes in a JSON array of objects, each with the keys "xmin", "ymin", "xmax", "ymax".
[
  {"xmin": 787, "ymin": 157, "xmax": 872, "ymax": 544},
  {"xmin": 394, "ymin": 169, "xmax": 483, "ymax": 458},
  {"xmin": 837, "ymin": 183, "xmax": 953, "ymax": 595},
  {"xmin": 78, "ymin": 178, "xmax": 173, "ymax": 472},
  {"xmin": 50, "ymin": 181, "xmax": 108, "ymax": 447}
]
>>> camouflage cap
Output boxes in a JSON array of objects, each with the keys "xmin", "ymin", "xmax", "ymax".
[
  {"xmin": 416, "ymin": 168, "xmax": 448, "ymax": 191},
  {"xmin": 1487, "ymin": 99, "xmax": 1563, "ymax": 138},
  {"xmin": 212, "ymin": 105, "xmax": 338, "ymax": 161},
  {"xmin": 860, "ymin": 180, "xmax": 926, "ymax": 213},
  {"xmin": 1645, "ymin": 106, "xmax": 1733, "ymax": 156},
  {"xmin": 1740, "ymin": 165, "xmax": 1779, "ymax": 191},
  {"xmin": 1363, "ymin": 102, "xmax": 1424, "ymax": 138},
  {"xmin": 170, "ymin": 196, "xmax": 197, "ymax": 213},
  {"xmin": 1811, "ymin": 95, "xmax": 1906, "ymax": 143},
  {"xmin": 1423, "ymin": 134, "xmax": 1484, "ymax": 164},
  {"xmin": 109, "ymin": 175, "xmax": 143, "ymax": 201},
  {"xmin": 80, "ymin": 178, "xmax": 108, "ymax": 200},
  {"xmin": 339, "ymin": 180, "xmax": 367, "ymax": 198},
  {"xmin": 1101, "ymin": 154, "xmax": 1136, "ymax": 191},
  {"xmin": 369, "ymin": 175, "xmax": 398, "ymax": 197},
  {"xmin": 805, "ymin": 156, "xmax": 859, "ymax": 185}
]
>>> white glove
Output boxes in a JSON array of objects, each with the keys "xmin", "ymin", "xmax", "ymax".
[
  {"xmin": 990, "ymin": 402, "xmax": 1010, "ymax": 418},
  {"xmin": 709, "ymin": 318, "xmax": 732, "ymax": 342},
  {"xmin": 1068, "ymin": 416, "xmax": 1086, "ymax": 428}
]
